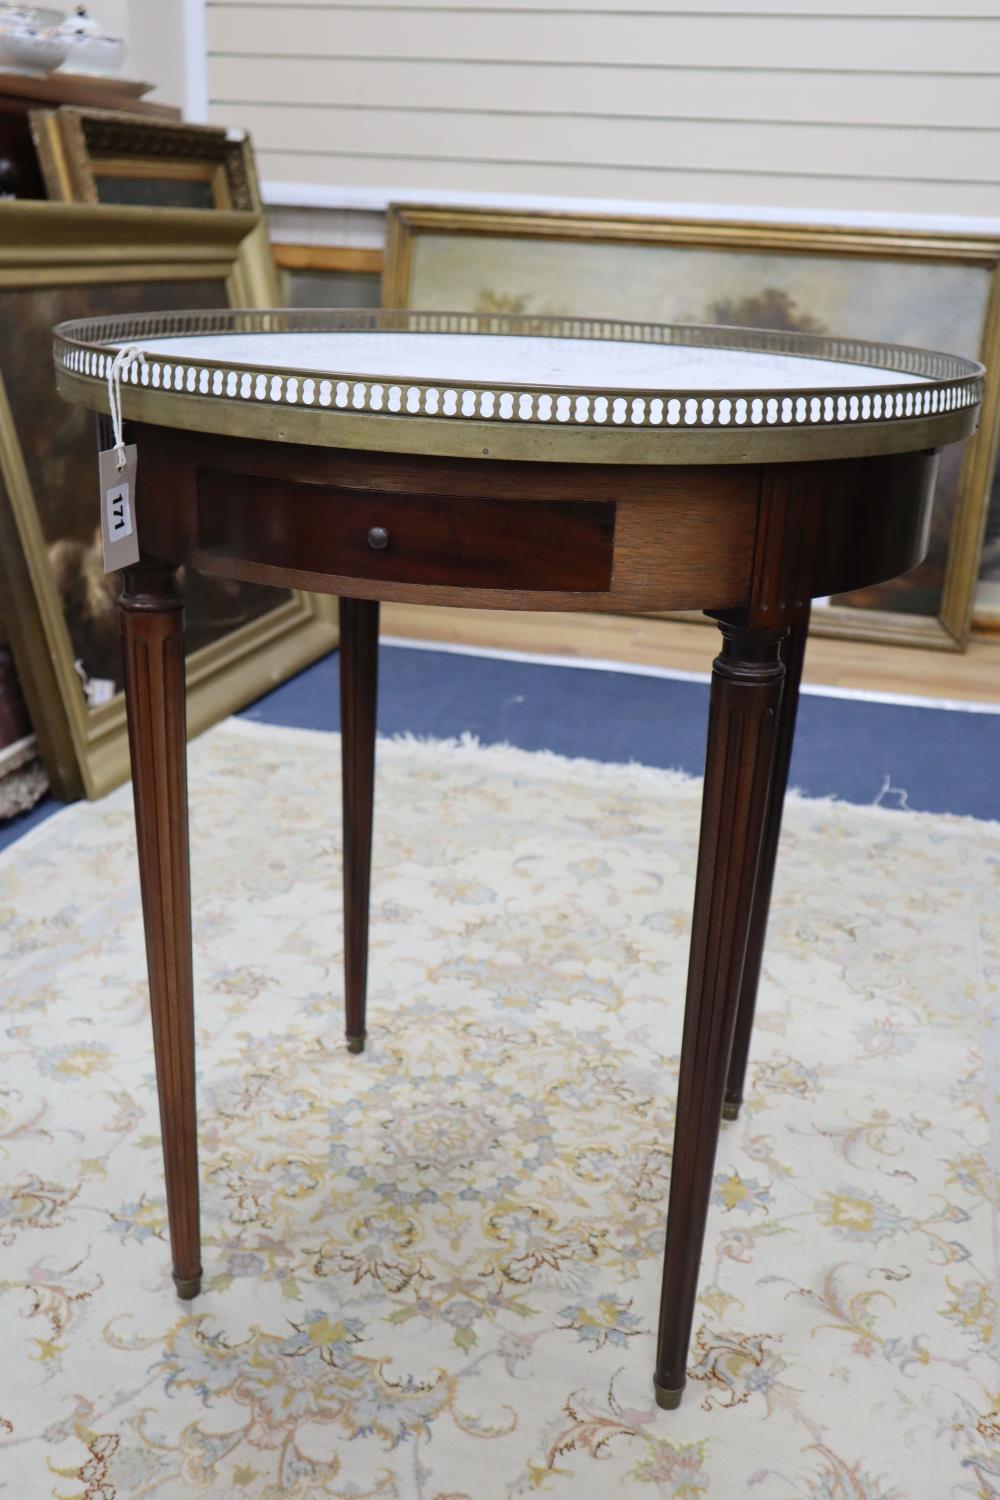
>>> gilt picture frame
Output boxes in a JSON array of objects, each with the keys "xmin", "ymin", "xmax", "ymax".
[
  {"xmin": 29, "ymin": 107, "xmax": 262, "ymax": 213},
  {"xmin": 0, "ymin": 202, "xmax": 336, "ymax": 801},
  {"xmin": 272, "ymin": 242, "xmax": 383, "ymax": 310},
  {"xmin": 385, "ymin": 204, "xmax": 1000, "ymax": 648}
]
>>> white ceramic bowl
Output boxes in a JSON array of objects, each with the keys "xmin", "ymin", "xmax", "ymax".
[{"xmin": 0, "ymin": 6, "xmax": 72, "ymax": 76}]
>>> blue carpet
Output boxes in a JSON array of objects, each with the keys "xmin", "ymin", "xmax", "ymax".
[
  {"xmin": 0, "ymin": 792, "xmax": 64, "ymax": 855},
  {"xmin": 2, "ymin": 641, "xmax": 996, "ymax": 855},
  {"xmin": 241, "ymin": 642, "xmax": 998, "ymax": 821}
]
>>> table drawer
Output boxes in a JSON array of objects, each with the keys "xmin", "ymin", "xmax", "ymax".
[{"xmin": 196, "ymin": 469, "xmax": 616, "ymax": 592}]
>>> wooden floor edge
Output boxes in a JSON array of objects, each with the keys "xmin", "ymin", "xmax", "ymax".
[{"xmin": 377, "ymin": 604, "xmax": 1000, "ymax": 706}]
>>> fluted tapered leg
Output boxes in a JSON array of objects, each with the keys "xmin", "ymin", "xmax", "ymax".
[
  {"xmin": 654, "ymin": 616, "xmax": 786, "ymax": 1409},
  {"xmin": 723, "ymin": 607, "xmax": 810, "ymax": 1121},
  {"xmin": 119, "ymin": 561, "xmax": 201, "ymax": 1299},
  {"xmin": 340, "ymin": 598, "xmax": 379, "ymax": 1054}
]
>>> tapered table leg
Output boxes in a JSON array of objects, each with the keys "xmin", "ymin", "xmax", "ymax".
[
  {"xmin": 119, "ymin": 561, "xmax": 201, "ymax": 1300},
  {"xmin": 723, "ymin": 606, "xmax": 810, "ymax": 1121},
  {"xmin": 339, "ymin": 598, "xmax": 379, "ymax": 1054},
  {"xmin": 654, "ymin": 616, "xmax": 786, "ymax": 1409}
]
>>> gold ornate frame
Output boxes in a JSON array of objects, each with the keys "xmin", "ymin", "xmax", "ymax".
[
  {"xmin": 29, "ymin": 107, "xmax": 262, "ymax": 212},
  {"xmin": 385, "ymin": 205, "xmax": 1000, "ymax": 649},
  {"xmin": 0, "ymin": 203, "xmax": 336, "ymax": 801}
]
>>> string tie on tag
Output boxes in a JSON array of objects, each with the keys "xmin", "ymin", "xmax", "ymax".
[{"xmin": 107, "ymin": 345, "xmax": 147, "ymax": 471}]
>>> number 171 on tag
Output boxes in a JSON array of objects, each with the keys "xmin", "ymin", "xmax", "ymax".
[
  {"xmin": 99, "ymin": 443, "xmax": 140, "ymax": 572},
  {"xmin": 108, "ymin": 480, "xmax": 132, "ymax": 538}
]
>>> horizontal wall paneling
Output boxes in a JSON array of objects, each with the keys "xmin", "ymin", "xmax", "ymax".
[{"xmin": 205, "ymin": 2, "xmax": 1000, "ymax": 215}]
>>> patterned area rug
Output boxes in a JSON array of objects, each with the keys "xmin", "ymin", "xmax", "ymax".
[{"xmin": 1, "ymin": 720, "xmax": 997, "ymax": 1500}]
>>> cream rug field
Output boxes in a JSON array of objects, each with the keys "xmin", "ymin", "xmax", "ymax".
[{"xmin": 1, "ymin": 719, "xmax": 997, "ymax": 1500}]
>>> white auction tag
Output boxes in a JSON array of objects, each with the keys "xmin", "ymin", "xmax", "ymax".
[{"xmin": 99, "ymin": 443, "xmax": 140, "ymax": 573}]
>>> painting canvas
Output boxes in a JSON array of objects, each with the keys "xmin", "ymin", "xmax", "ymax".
[
  {"xmin": 388, "ymin": 209, "xmax": 1000, "ymax": 644},
  {"xmin": 92, "ymin": 172, "xmax": 218, "ymax": 210},
  {"xmin": 281, "ymin": 265, "xmax": 381, "ymax": 310},
  {"xmin": 978, "ymin": 471, "xmax": 1000, "ymax": 625},
  {"xmin": 0, "ymin": 278, "xmax": 290, "ymax": 703},
  {"xmin": 0, "ymin": 202, "xmax": 335, "ymax": 800}
]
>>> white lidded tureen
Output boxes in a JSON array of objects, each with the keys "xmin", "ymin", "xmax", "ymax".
[
  {"xmin": 0, "ymin": 4, "xmax": 125, "ymax": 77},
  {"xmin": 0, "ymin": 5, "xmax": 73, "ymax": 75},
  {"xmin": 61, "ymin": 4, "xmax": 126, "ymax": 75}
]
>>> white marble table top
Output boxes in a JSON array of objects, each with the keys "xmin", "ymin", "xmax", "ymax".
[{"xmin": 122, "ymin": 330, "xmax": 928, "ymax": 393}]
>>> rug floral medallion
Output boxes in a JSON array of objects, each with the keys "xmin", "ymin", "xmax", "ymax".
[{"xmin": 1, "ymin": 721, "xmax": 997, "ymax": 1499}]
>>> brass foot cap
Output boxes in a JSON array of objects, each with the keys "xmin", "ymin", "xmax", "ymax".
[
  {"xmin": 346, "ymin": 1035, "xmax": 365, "ymax": 1055},
  {"xmin": 174, "ymin": 1273, "xmax": 202, "ymax": 1300},
  {"xmin": 653, "ymin": 1377, "xmax": 685, "ymax": 1411},
  {"xmin": 721, "ymin": 1100, "xmax": 740, "ymax": 1121}
]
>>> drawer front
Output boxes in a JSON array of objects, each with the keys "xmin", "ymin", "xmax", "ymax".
[{"xmin": 196, "ymin": 470, "xmax": 616, "ymax": 591}]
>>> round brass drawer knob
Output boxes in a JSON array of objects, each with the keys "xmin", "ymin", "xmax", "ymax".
[{"xmin": 367, "ymin": 526, "xmax": 389, "ymax": 551}]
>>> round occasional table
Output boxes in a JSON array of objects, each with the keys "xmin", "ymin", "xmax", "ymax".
[{"xmin": 53, "ymin": 308, "xmax": 983, "ymax": 1410}]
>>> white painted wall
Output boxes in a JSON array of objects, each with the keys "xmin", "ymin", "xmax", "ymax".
[
  {"xmin": 126, "ymin": 1, "xmax": 187, "ymax": 109},
  {"xmin": 73, "ymin": 2, "xmax": 195, "ymax": 115},
  {"xmin": 196, "ymin": 1, "xmax": 1000, "ymax": 223}
]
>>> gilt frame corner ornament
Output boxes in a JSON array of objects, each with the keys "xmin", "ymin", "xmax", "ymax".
[
  {"xmin": 384, "ymin": 202, "xmax": 1000, "ymax": 650},
  {"xmin": 0, "ymin": 201, "xmax": 333, "ymax": 801}
]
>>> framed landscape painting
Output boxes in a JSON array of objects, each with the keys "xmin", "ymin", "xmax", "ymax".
[
  {"xmin": 30, "ymin": 108, "xmax": 262, "ymax": 213},
  {"xmin": 385, "ymin": 206, "xmax": 1000, "ymax": 648},
  {"xmin": 0, "ymin": 203, "xmax": 335, "ymax": 800}
]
